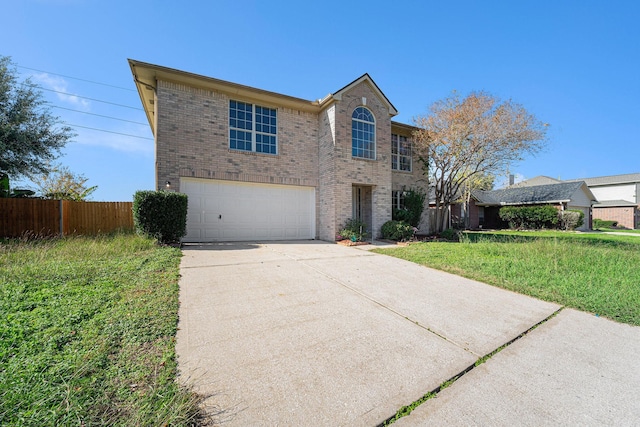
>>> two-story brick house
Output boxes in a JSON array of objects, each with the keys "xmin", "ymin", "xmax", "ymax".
[{"xmin": 129, "ymin": 60, "xmax": 426, "ymax": 242}]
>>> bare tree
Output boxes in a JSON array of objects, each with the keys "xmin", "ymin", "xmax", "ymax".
[
  {"xmin": 413, "ymin": 91, "xmax": 548, "ymax": 233},
  {"xmin": 30, "ymin": 163, "xmax": 97, "ymax": 201}
]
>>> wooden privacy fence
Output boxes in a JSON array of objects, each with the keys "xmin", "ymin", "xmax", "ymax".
[{"xmin": 0, "ymin": 199, "xmax": 134, "ymax": 238}]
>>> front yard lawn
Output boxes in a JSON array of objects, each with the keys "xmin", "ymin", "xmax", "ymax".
[
  {"xmin": 0, "ymin": 234, "xmax": 203, "ymax": 426},
  {"xmin": 374, "ymin": 231, "xmax": 640, "ymax": 326}
]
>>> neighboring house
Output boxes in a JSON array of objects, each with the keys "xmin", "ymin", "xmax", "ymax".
[
  {"xmin": 516, "ymin": 173, "xmax": 640, "ymax": 229},
  {"xmin": 468, "ymin": 181, "xmax": 596, "ymax": 231},
  {"xmin": 566, "ymin": 173, "xmax": 640, "ymax": 229},
  {"xmin": 129, "ymin": 60, "xmax": 427, "ymax": 242}
]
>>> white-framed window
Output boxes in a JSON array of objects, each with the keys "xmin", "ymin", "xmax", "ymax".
[
  {"xmin": 352, "ymin": 107, "xmax": 376, "ymax": 159},
  {"xmin": 229, "ymin": 100, "xmax": 277, "ymax": 155},
  {"xmin": 391, "ymin": 134, "xmax": 412, "ymax": 172},
  {"xmin": 392, "ymin": 190, "xmax": 406, "ymax": 210}
]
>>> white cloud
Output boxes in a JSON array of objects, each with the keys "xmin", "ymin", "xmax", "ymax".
[
  {"xmin": 72, "ymin": 125, "xmax": 154, "ymax": 155},
  {"xmin": 32, "ymin": 72, "xmax": 90, "ymax": 110}
]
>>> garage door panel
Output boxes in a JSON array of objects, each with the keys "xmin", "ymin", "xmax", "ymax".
[{"xmin": 181, "ymin": 178, "xmax": 315, "ymax": 242}]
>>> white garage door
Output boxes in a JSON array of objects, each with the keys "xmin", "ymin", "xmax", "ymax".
[{"xmin": 180, "ymin": 178, "xmax": 316, "ymax": 242}]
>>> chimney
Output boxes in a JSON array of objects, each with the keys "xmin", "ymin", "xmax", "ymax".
[{"xmin": 509, "ymin": 174, "xmax": 515, "ymax": 186}]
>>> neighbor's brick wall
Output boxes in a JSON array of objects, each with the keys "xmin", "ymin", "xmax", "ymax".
[
  {"xmin": 593, "ymin": 206, "xmax": 637, "ymax": 229},
  {"xmin": 155, "ymin": 80, "xmax": 321, "ymax": 236}
]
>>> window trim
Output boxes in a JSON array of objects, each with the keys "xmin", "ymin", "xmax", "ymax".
[
  {"xmin": 229, "ymin": 100, "xmax": 278, "ymax": 155},
  {"xmin": 391, "ymin": 133, "xmax": 412, "ymax": 172},
  {"xmin": 351, "ymin": 106, "xmax": 376, "ymax": 160}
]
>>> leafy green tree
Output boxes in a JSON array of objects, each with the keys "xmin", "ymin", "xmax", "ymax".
[{"xmin": 0, "ymin": 55, "xmax": 74, "ymax": 178}]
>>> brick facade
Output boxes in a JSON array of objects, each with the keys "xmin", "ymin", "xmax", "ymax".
[
  {"xmin": 593, "ymin": 206, "xmax": 638, "ymax": 229},
  {"xmin": 132, "ymin": 60, "xmax": 429, "ymax": 241}
]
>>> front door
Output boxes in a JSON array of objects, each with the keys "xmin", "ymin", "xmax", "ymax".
[{"xmin": 352, "ymin": 185, "xmax": 372, "ymax": 234}]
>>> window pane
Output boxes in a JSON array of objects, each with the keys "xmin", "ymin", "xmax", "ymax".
[{"xmin": 229, "ymin": 101, "xmax": 276, "ymax": 154}]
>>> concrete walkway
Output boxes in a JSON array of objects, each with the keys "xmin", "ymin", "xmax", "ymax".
[{"xmin": 176, "ymin": 241, "xmax": 640, "ymax": 426}]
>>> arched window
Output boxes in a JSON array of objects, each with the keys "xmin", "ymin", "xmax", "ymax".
[{"xmin": 352, "ymin": 107, "xmax": 375, "ymax": 159}]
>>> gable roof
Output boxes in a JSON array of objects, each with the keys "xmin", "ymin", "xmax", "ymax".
[
  {"xmin": 473, "ymin": 181, "xmax": 595, "ymax": 206},
  {"xmin": 510, "ymin": 175, "xmax": 562, "ymax": 187},
  {"xmin": 321, "ymin": 73, "xmax": 398, "ymax": 117},
  {"xmin": 565, "ymin": 173, "xmax": 640, "ymax": 187}
]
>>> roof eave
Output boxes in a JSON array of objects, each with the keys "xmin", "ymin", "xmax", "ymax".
[{"xmin": 128, "ymin": 59, "xmax": 323, "ymax": 135}]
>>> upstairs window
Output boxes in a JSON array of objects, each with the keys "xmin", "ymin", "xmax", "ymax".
[
  {"xmin": 391, "ymin": 134, "xmax": 412, "ymax": 172},
  {"xmin": 229, "ymin": 100, "xmax": 277, "ymax": 155},
  {"xmin": 352, "ymin": 107, "xmax": 376, "ymax": 159}
]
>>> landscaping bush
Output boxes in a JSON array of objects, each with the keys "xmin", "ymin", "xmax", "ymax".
[
  {"xmin": 403, "ymin": 188, "xmax": 426, "ymax": 227},
  {"xmin": 133, "ymin": 191, "xmax": 188, "ymax": 244},
  {"xmin": 392, "ymin": 188, "xmax": 426, "ymax": 227},
  {"xmin": 559, "ymin": 210, "xmax": 584, "ymax": 230},
  {"xmin": 338, "ymin": 218, "xmax": 369, "ymax": 242},
  {"xmin": 381, "ymin": 220, "xmax": 415, "ymax": 241},
  {"xmin": 440, "ymin": 228, "xmax": 461, "ymax": 241},
  {"xmin": 392, "ymin": 208, "xmax": 411, "ymax": 224},
  {"xmin": 593, "ymin": 218, "xmax": 618, "ymax": 229},
  {"xmin": 499, "ymin": 205, "xmax": 559, "ymax": 230}
]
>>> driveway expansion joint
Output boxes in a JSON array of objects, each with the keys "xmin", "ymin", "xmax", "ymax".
[{"xmin": 378, "ymin": 306, "xmax": 566, "ymax": 426}]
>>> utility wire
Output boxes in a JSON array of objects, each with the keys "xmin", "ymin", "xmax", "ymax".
[
  {"xmin": 50, "ymin": 105, "xmax": 148, "ymax": 126},
  {"xmin": 38, "ymin": 87, "xmax": 143, "ymax": 110},
  {"xmin": 70, "ymin": 124, "xmax": 153, "ymax": 140},
  {"xmin": 18, "ymin": 65, "xmax": 136, "ymax": 92}
]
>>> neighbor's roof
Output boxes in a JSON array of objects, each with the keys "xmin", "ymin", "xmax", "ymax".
[
  {"xmin": 472, "ymin": 181, "xmax": 595, "ymax": 206},
  {"xmin": 566, "ymin": 173, "xmax": 640, "ymax": 187},
  {"xmin": 593, "ymin": 199, "xmax": 638, "ymax": 207},
  {"xmin": 509, "ymin": 175, "xmax": 562, "ymax": 187}
]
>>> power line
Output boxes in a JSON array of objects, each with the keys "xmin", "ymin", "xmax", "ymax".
[
  {"xmin": 38, "ymin": 87, "xmax": 143, "ymax": 110},
  {"xmin": 50, "ymin": 105, "xmax": 148, "ymax": 126},
  {"xmin": 18, "ymin": 65, "xmax": 136, "ymax": 92},
  {"xmin": 69, "ymin": 124, "xmax": 153, "ymax": 140}
]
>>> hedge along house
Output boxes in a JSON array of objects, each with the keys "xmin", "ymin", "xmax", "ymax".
[
  {"xmin": 129, "ymin": 60, "xmax": 428, "ymax": 242},
  {"xmin": 468, "ymin": 181, "xmax": 596, "ymax": 231}
]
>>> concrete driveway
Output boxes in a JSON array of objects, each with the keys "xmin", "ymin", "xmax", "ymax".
[{"xmin": 176, "ymin": 241, "xmax": 640, "ymax": 426}]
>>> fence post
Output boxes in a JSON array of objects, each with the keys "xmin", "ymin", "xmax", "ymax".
[{"xmin": 59, "ymin": 199, "xmax": 64, "ymax": 236}]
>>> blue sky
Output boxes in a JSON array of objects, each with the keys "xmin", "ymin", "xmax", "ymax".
[{"xmin": 3, "ymin": 0, "xmax": 639, "ymax": 200}]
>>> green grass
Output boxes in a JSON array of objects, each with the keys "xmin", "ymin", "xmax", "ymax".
[
  {"xmin": 374, "ymin": 231, "xmax": 640, "ymax": 326},
  {"xmin": 0, "ymin": 234, "xmax": 205, "ymax": 426}
]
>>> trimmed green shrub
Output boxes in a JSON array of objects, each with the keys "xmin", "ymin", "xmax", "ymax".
[
  {"xmin": 559, "ymin": 210, "xmax": 584, "ymax": 230},
  {"xmin": 381, "ymin": 220, "xmax": 415, "ymax": 241},
  {"xmin": 392, "ymin": 188, "xmax": 426, "ymax": 227},
  {"xmin": 593, "ymin": 218, "xmax": 618, "ymax": 229},
  {"xmin": 133, "ymin": 191, "xmax": 188, "ymax": 244},
  {"xmin": 440, "ymin": 228, "xmax": 461, "ymax": 241},
  {"xmin": 392, "ymin": 208, "xmax": 411, "ymax": 224},
  {"xmin": 499, "ymin": 205, "xmax": 559, "ymax": 230},
  {"xmin": 338, "ymin": 218, "xmax": 369, "ymax": 242},
  {"xmin": 403, "ymin": 188, "xmax": 426, "ymax": 227}
]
